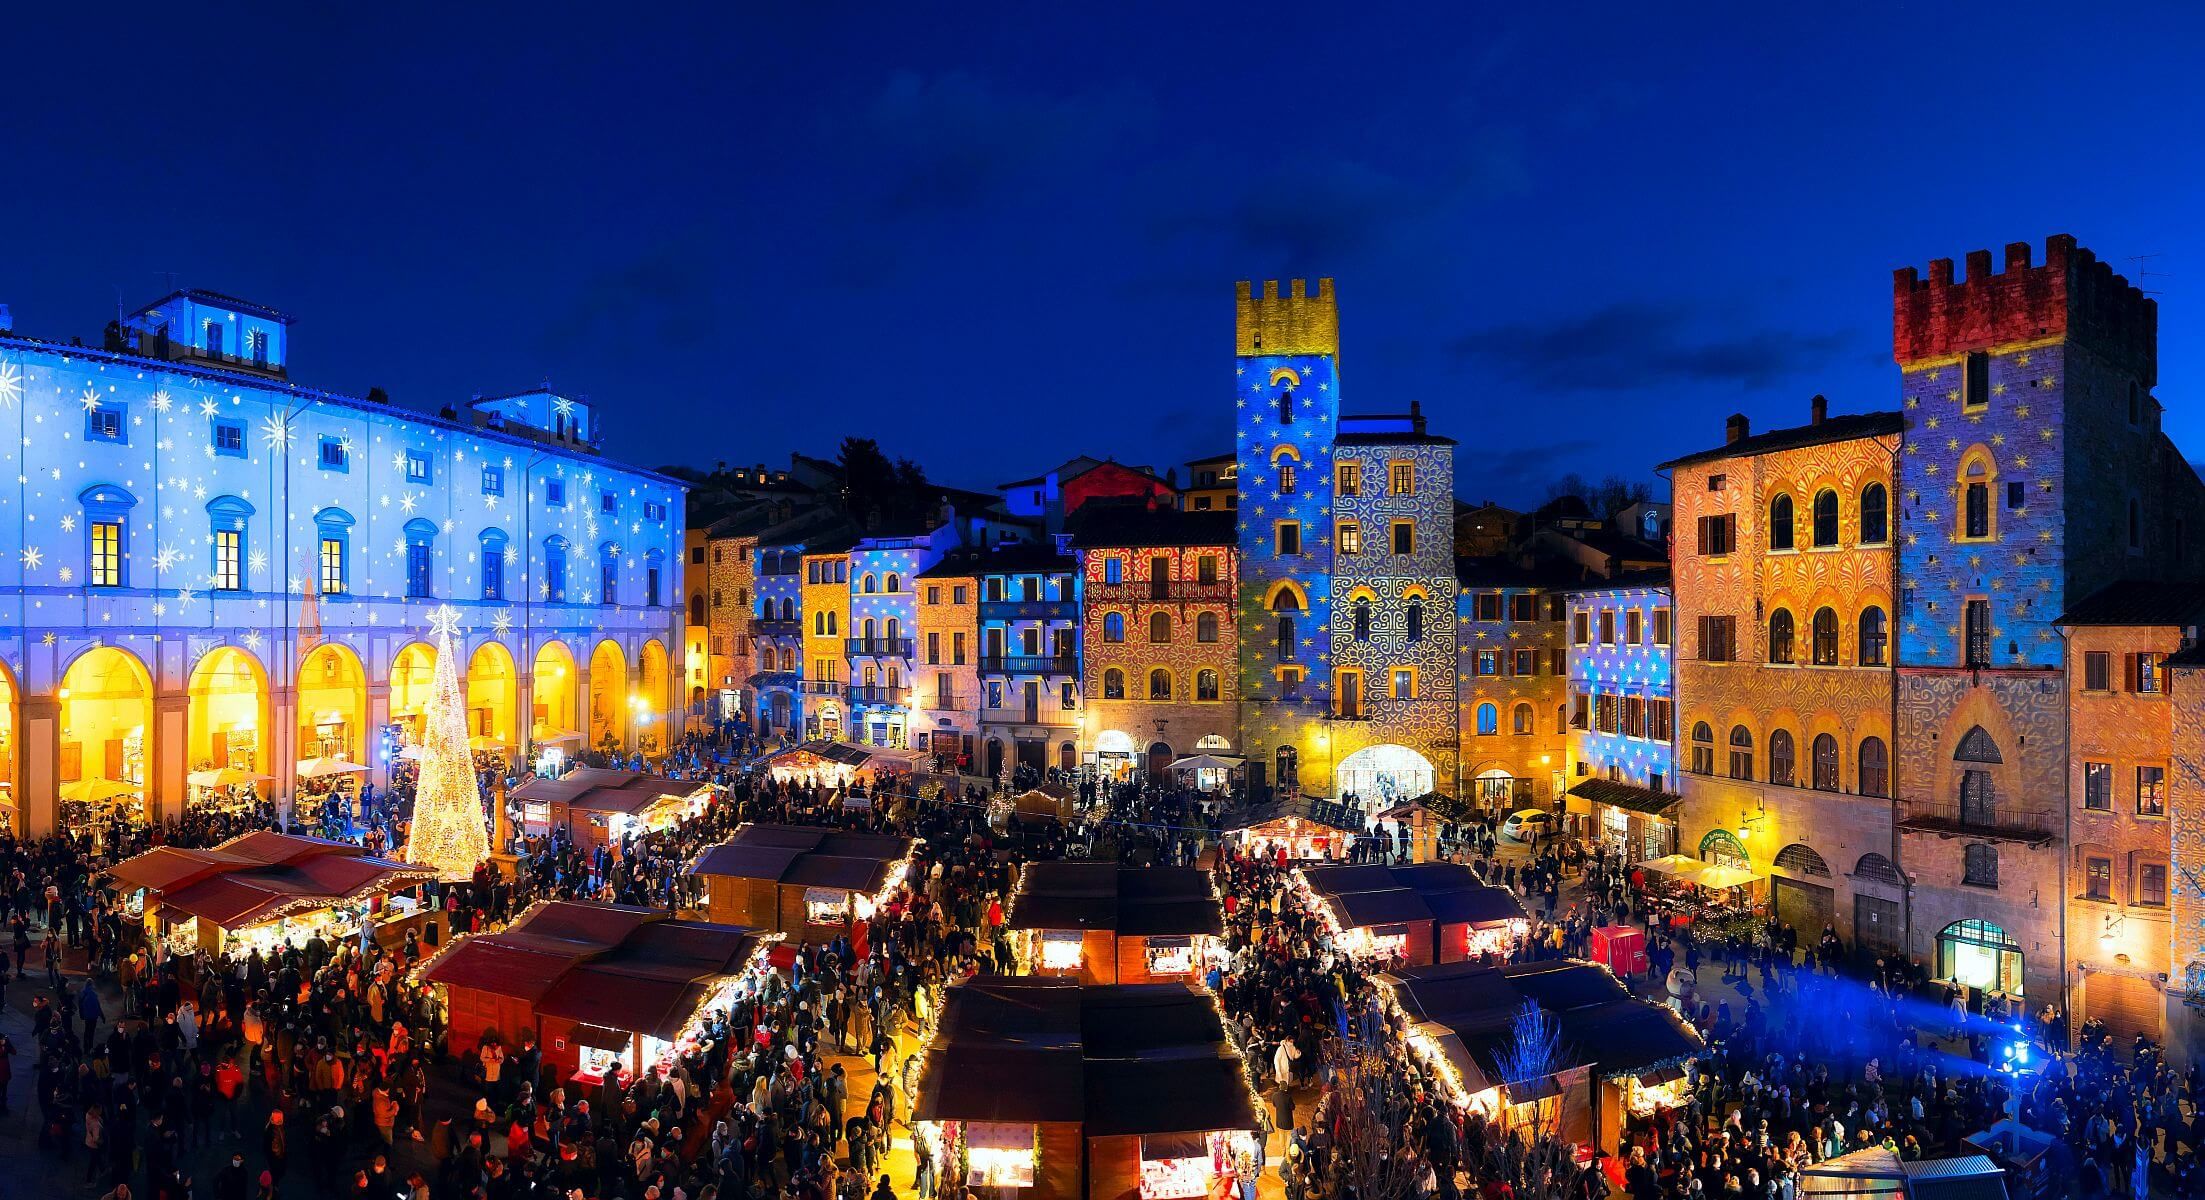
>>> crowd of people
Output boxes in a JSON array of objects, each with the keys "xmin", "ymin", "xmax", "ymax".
[{"xmin": 0, "ymin": 732, "xmax": 2180, "ymax": 1200}]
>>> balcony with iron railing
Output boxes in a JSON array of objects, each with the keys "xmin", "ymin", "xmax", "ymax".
[
  {"xmin": 978, "ymin": 653, "xmax": 1080, "ymax": 677},
  {"xmin": 979, "ymin": 705, "xmax": 1078, "ymax": 729},
  {"xmin": 799, "ymin": 679, "xmax": 844, "ymax": 696},
  {"xmin": 845, "ymin": 637, "xmax": 915, "ymax": 659},
  {"xmin": 918, "ymin": 692, "xmax": 972, "ymax": 712},
  {"xmin": 747, "ymin": 669, "xmax": 799, "ymax": 689},
  {"xmin": 1895, "ymin": 800, "xmax": 2056, "ymax": 845},
  {"xmin": 1085, "ymin": 580, "xmax": 1235, "ymax": 605},
  {"xmin": 977, "ymin": 597, "xmax": 1078, "ymax": 621},
  {"xmin": 847, "ymin": 684, "xmax": 911, "ymax": 706},
  {"xmin": 750, "ymin": 617, "xmax": 802, "ymax": 637}
]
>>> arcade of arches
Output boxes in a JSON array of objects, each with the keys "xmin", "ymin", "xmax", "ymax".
[{"xmin": 5, "ymin": 632, "xmax": 676, "ymax": 839}]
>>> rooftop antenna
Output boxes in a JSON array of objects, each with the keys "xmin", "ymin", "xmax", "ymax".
[{"xmin": 2127, "ymin": 253, "xmax": 2169, "ymax": 297}]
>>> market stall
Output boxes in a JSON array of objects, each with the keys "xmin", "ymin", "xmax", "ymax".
[
  {"xmin": 419, "ymin": 899, "xmax": 778, "ymax": 1082},
  {"xmin": 185, "ymin": 766, "xmax": 277, "ymax": 816},
  {"xmin": 106, "ymin": 830, "xmax": 438, "ymax": 960},
  {"xmin": 912, "ymin": 977, "xmax": 1266, "ymax": 1200},
  {"xmin": 1635, "ymin": 855, "xmax": 1766, "ymax": 938},
  {"xmin": 1219, "ymin": 796, "xmax": 1367, "ymax": 862},
  {"xmin": 295, "ymin": 756, "xmax": 372, "ymax": 820},
  {"xmin": 1006, "ymin": 863, "xmax": 1224, "ymax": 985},
  {"xmin": 1565, "ymin": 779, "xmax": 1680, "ymax": 861},
  {"xmin": 759, "ymin": 739, "xmax": 923, "ymax": 789},
  {"xmin": 509, "ymin": 767, "xmax": 714, "ymax": 859},
  {"xmin": 1166, "ymin": 753, "xmax": 1243, "ymax": 795},
  {"xmin": 1296, "ymin": 862, "xmax": 1529, "ymax": 966},
  {"xmin": 60, "ymin": 777, "xmax": 148, "ymax": 849},
  {"xmin": 688, "ymin": 823, "xmax": 913, "ymax": 953},
  {"xmin": 1378, "ymin": 958, "xmax": 1705, "ymax": 1156}
]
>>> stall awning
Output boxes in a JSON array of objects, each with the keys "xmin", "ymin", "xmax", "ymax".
[
  {"xmin": 1167, "ymin": 754, "xmax": 1244, "ymax": 772},
  {"xmin": 295, "ymin": 757, "xmax": 371, "ymax": 779},
  {"xmin": 187, "ymin": 768, "xmax": 277, "ymax": 789},
  {"xmin": 1567, "ymin": 778, "xmax": 1680, "ymax": 818},
  {"xmin": 570, "ymin": 1024, "xmax": 634, "ymax": 1053}
]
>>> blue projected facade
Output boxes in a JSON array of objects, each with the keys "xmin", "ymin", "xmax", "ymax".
[{"xmin": 1565, "ymin": 578, "xmax": 1676, "ymax": 794}]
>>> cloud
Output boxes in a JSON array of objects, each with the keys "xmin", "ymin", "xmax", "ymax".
[
  {"xmin": 1463, "ymin": 437, "xmax": 1604, "ymax": 502},
  {"xmin": 1451, "ymin": 301, "xmax": 1861, "ymax": 391},
  {"xmin": 548, "ymin": 239, "xmax": 717, "ymax": 349},
  {"xmin": 857, "ymin": 70, "xmax": 1152, "ymax": 220}
]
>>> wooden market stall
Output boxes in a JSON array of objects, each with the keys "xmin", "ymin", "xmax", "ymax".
[
  {"xmin": 912, "ymin": 976, "xmax": 1266, "ymax": 1200},
  {"xmin": 1005, "ymin": 863, "xmax": 1224, "ymax": 985},
  {"xmin": 1219, "ymin": 796, "xmax": 1367, "ymax": 862},
  {"xmin": 1565, "ymin": 779, "xmax": 1680, "ymax": 862},
  {"xmin": 106, "ymin": 831, "xmax": 438, "ymax": 960},
  {"xmin": 1297, "ymin": 862, "xmax": 1529, "ymax": 966},
  {"xmin": 760, "ymin": 739, "xmax": 925, "ymax": 788},
  {"xmin": 420, "ymin": 899, "xmax": 777, "ymax": 1083},
  {"xmin": 687, "ymin": 823, "xmax": 914, "ymax": 951},
  {"xmin": 1378, "ymin": 959, "xmax": 1705, "ymax": 1156},
  {"xmin": 509, "ymin": 767, "xmax": 714, "ymax": 859}
]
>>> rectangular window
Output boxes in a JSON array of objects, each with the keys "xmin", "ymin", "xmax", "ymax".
[
  {"xmin": 318, "ymin": 436, "xmax": 348, "ymax": 471},
  {"xmin": 2006, "ymin": 481, "xmax": 2024, "ymax": 510},
  {"xmin": 90, "ymin": 520, "xmax": 123, "ymax": 587},
  {"xmin": 1510, "ymin": 594, "xmax": 1538, "ymax": 621},
  {"xmin": 1548, "ymin": 647, "xmax": 1565, "ymax": 676},
  {"xmin": 927, "ymin": 632, "xmax": 940, "ymax": 664},
  {"xmin": 1276, "ymin": 522, "xmax": 1301, "ymax": 556},
  {"xmin": 1595, "ymin": 693, "xmax": 1618, "ymax": 735},
  {"xmin": 247, "ymin": 328, "xmax": 268, "ymax": 366},
  {"xmin": 213, "ymin": 529, "xmax": 241, "ymax": 591},
  {"xmin": 952, "ymin": 632, "xmax": 967, "ymax": 665},
  {"xmin": 1626, "ymin": 610, "xmax": 1643, "ymax": 644},
  {"xmin": 1648, "ymin": 698, "xmax": 1674, "ymax": 741},
  {"xmin": 2134, "ymin": 653, "xmax": 2162, "ymax": 693},
  {"xmin": 1698, "ymin": 615, "xmax": 1736, "ymax": 662},
  {"xmin": 1336, "ymin": 463, "xmax": 1361, "ymax": 497},
  {"xmin": 319, "ymin": 537, "xmax": 346, "ymax": 594},
  {"xmin": 483, "ymin": 551, "xmax": 504, "ymax": 601},
  {"xmin": 2140, "ymin": 863, "xmax": 2169, "ymax": 907},
  {"xmin": 601, "ymin": 490, "xmax": 617, "ymax": 515},
  {"xmin": 2083, "ymin": 761, "xmax": 2111, "ymax": 811},
  {"xmin": 1653, "ymin": 608, "xmax": 1672, "ymax": 646},
  {"xmin": 1476, "ymin": 648, "xmax": 1498, "ymax": 676},
  {"xmin": 1392, "ymin": 668, "xmax": 1414, "ymax": 699},
  {"xmin": 2084, "ymin": 651, "xmax": 2111, "ymax": 691},
  {"xmin": 547, "ymin": 480, "xmax": 566, "ymax": 507},
  {"xmin": 953, "ymin": 585, "xmax": 967, "ymax": 604},
  {"xmin": 1390, "ymin": 522, "xmax": 1413, "ymax": 555},
  {"xmin": 1623, "ymin": 695, "xmax": 1646, "ymax": 739},
  {"xmin": 1389, "ymin": 461, "xmax": 1414, "ymax": 496},
  {"xmin": 2138, "ymin": 766, "xmax": 2167, "ymax": 816},
  {"xmin": 2085, "ymin": 856, "xmax": 2112, "ymax": 902},
  {"xmin": 926, "ymin": 585, "xmax": 940, "ymax": 604},
  {"xmin": 546, "ymin": 550, "xmax": 567, "ymax": 601},
  {"xmin": 1475, "ymin": 593, "xmax": 1503, "ymax": 622},
  {"xmin": 407, "ymin": 542, "xmax": 433, "ymax": 599},
  {"xmin": 600, "ymin": 562, "xmax": 618, "ymax": 606},
  {"xmin": 212, "ymin": 420, "xmax": 246, "ymax": 457},
  {"xmin": 1599, "ymin": 611, "xmax": 1616, "ymax": 645},
  {"xmin": 645, "ymin": 501, "xmax": 665, "ymax": 520},
  {"xmin": 1337, "ymin": 523, "xmax": 1361, "ymax": 555},
  {"xmin": 647, "ymin": 566, "xmax": 661, "ymax": 608},
  {"xmin": 87, "ymin": 406, "xmax": 125, "ymax": 444},
  {"xmin": 1963, "ymin": 350, "xmax": 1990, "ymax": 410},
  {"xmin": 1572, "ymin": 612, "xmax": 1589, "ymax": 645},
  {"xmin": 1513, "ymin": 648, "xmax": 1536, "ymax": 676},
  {"xmin": 1707, "ymin": 474, "xmax": 1726, "ymax": 492},
  {"xmin": 405, "ymin": 452, "xmax": 431, "ymax": 484},
  {"xmin": 482, "ymin": 466, "xmax": 504, "ymax": 496},
  {"xmin": 1696, "ymin": 514, "xmax": 1735, "ymax": 556},
  {"xmin": 1963, "ymin": 599, "xmax": 1991, "ymax": 667}
]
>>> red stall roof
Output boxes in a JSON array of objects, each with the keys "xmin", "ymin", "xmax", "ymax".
[
  {"xmin": 107, "ymin": 832, "xmax": 436, "ymax": 931},
  {"xmin": 687, "ymin": 823, "xmax": 913, "ymax": 895},
  {"xmin": 424, "ymin": 900, "xmax": 774, "ymax": 1040},
  {"xmin": 510, "ymin": 767, "xmax": 708, "ymax": 816}
]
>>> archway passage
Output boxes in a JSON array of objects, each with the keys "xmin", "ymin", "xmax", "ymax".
[
  {"xmin": 298, "ymin": 643, "xmax": 368, "ymax": 762},
  {"xmin": 1333, "ymin": 743, "xmax": 1436, "ymax": 805},
  {"xmin": 588, "ymin": 640, "xmax": 630, "ymax": 753},
  {"xmin": 389, "ymin": 643, "xmax": 438, "ymax": 744},
  {"xmin": 1937, "ymin": 918, "xmax": 2023, "ymax": 999},
  {"xmin": 531, "ymin": 641, "xmax": 579, "ymax": 740},
  {"xmin": 186, "ymin": 646, "xmax": 273, "ymax": 815},
  {"xmin": 467, "ymin": 641, "xmax": 519, "ymax": 753},
  {"xmin": 59, "ymin": 646, "xmax": 154, "ymax": 836},
  {"xmin": 1146, "ymin": 740, "xmax": 1173, "ymax": 781},
  {"xmin": 636, "ymin": 639, "xmax": 670, "ymax": 753}
]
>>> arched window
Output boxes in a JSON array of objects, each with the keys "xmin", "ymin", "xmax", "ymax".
[
  {"xmin": 1406, "ymin": 599, "xmax": 1425, "ymax": 642},
  {"xmin": 779, "ymin": 597, "xmax": 795, "ymax": 620},
  {"xmin": 1277, "ymin": 386, "xmax": 1295, "ymax": 425},
  {"xmin": 1148, "ymin": 611, "xmax": 1172, "ymax": 644},
  {"xmin": 861, "ymin": 617, "xmax": 877, "ymax": 640},
  {"xmin": 1690, "ymin": 722, "xmax": 1714, "ymax": 774},
  {"xmin": 1103, "ymin": 612, "xmax": 1126, "ymax": 643},
  {"xmin": 1956, "ymin": 725, "xmax": 2000, "ymax": 826},
  {"xmin": 1102, "ymin": 668, "xmax": 1125, "ymax": 700},
  {"xmin": 1728, "ymin": 725, "xmax": 1754, "ymax": 780},
  {"xmin": 885, "ymin": 573, "xmax": 900, "ymax": 593},
  {"xmin": 1476, "ymin": 703, "xmax": 1499, "ymax": 736},
  {"xmin": 1811, "ymin": 733, "xmax": 1840, "ymax": 790},
  {"xmin": 1148, "ymin": 669, "xmax": 1172, "ymax": 700},
  {"xmin": 861, "ymin": 573, "xmax": 877, "ymax": 594},
  {"xmin": 1768, "ymin": 494, "xmax": 1795, "ymax": 551},
  {"xmin": 814, "ymin": 612, "xmax": 827, "ymax": 636},
  {"xmin": 1858, "ymin": 736, "xmax": 1890, "ymax": 797},
  {"xmin": 690, "ymin": 594, "xmax": 705, "ymax": 626},
  {"xmin": 1196, "ymin": 612, "xmax": 1219, "ymax": 643},
  {"xmin": 1962, "ymin": 456, "xmax": 1993, "ymax": 540},
  {"xmin": 1352, "ymin": 596, "xmax": 1372, "ymax": 641},
  {"xmin": 1860, "ymin": 483, "xmax": 1888, "ymax": 544},
  {"xmin": 1196, "ymin": 669, "xmax": 1220, "ymax": 701},
  {"xmin": 1859, "ymin": 606, "xmax": 1887, "ymax": 666},
  {"xmin": 1768, "ymin": 730, "xmax": 1796, "ymax": 786},
  {"xmin": 886, "ymin": 617, "xmax": 901, "ymax": 644},
  {"xmin": 1767, "ymin": 609, "xmax": 1794, "ymax": 664},
  {"xmin": 1811, "ymin": 607, "xmax": 1839, "ymax": 665},
  {"xmin": 1812, "ymin": 489, "xmax": 1839, "ymax": 547},
  {"xmin": 1512, "ymin": 702, "xmax": 1534, "ymax": 734},
  {"xmin": 1955, "ymin": 725, "xmax": 2002, "ymax": 763}
]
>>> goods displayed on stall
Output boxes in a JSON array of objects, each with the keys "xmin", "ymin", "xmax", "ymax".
[
  {"xmin": 1295, "ymin": 861, "xmax": 1529, "ymax": 966},
  {"xmin": 1218, "ymin": 795, "xmax": 1367, "ymax": 861},
  {"xmin": 402, "ymin": 606, "xmax": 493, "ymax": 881},
  {"xmin": 758, "ymin": 739, "xmax": 923, "ymax": 788},
  {"xmin": 912, "ymin": 976, "xmax": 1266, "ymax": 1200},
  {"xmin": 419, "ymin": 899, "xmax": 777, "ymax": 1083},
  {"xmin": 508, "ymin": 767, "xmax": 712, "ymax": 858},
  {"xmin": 687, "ymin": 822, "xmax": 913, "ymax": 950},
  {"xmin": 1635, "ymin": 853, "xmax": 1765, "ymax": 939},
  {"xmin": 1376, "ymin": 958, "xmax": 1705, "ymax": 1155},
  {"xmin": 106, "ymin": 830, "xmax": 438, "ymax": 958},
  {"xmin": 1005, "ymin": 862, "xmax": 1225, "ymax": 985}
]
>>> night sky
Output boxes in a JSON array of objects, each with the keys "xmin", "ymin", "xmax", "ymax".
[{"xmin": 6, "ymin": 4, "xmax": 2204, "ymax": 506}]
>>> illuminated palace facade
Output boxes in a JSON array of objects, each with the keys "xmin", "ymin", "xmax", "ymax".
[{"xmin": 0, "ymin": 290, "xmax": 685, "ymax": 837}]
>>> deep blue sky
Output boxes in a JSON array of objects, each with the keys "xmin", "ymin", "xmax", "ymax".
[{"xmin": 5, "ymin": 4, "xmax": 2204, "ymax": 506}]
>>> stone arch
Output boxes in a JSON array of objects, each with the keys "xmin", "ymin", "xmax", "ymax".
[
  {"xmin": 588, "ymin": 639, "xmax": 630, "ymax": 752},
  {"xmin": 1773, "ymin": 842, "xmax": 1832, "ymax": 879},
  {"xmin": 466, "ymin": 640, "xmax": 520, "ymax": 752},
  {"xmin": 185, "ymin": 644, "xmax": 271, "ymax": 783},
  {"xmin": 299, "ymin": 642, "xmax": 368, "ymax": 764}
]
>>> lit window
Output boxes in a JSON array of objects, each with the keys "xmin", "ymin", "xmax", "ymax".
[
  {"xmin": 212, "ymin": 420, "xmax": 246, "ymax": 457},
  {"xmin": 90, "ymin": 520, "xmax": 123, "ymax": 587},
  {"xmin": 482, "ymin": 466, "xmax": 504, "ymax": 496},
  {"xmin": 1389, "ymin": 461, "xmax": 1414, "ymax": 495},
  {"xmin": 405, "ymin": 452, "xmax": 431, "ymax": 484},
  {"xmin": 213, "ymin": 529, "xmax": 241, "ymax": 591},
  {"xmin": 86, "ymin": 404, "xmax": 126, "ymax": 444}
]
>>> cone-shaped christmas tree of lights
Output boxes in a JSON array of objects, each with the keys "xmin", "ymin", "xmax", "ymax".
[{"xmin": 403, "ymin": 605, "xmax": 490, "ymax": 881}]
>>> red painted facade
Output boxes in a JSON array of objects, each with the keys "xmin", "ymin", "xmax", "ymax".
[{"xmin": 1062, "ymin": 461, "xmax": 1174, "ymax": 517}]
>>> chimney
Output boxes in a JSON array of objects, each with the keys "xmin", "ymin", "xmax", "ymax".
[
  {"xmin": 1725, "ymin": 413, "xmax": 1750, "ymax": 445},
  {"xmin": 1809, "ymin": 394, "xmax": 1827, "ymax": 426}
]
